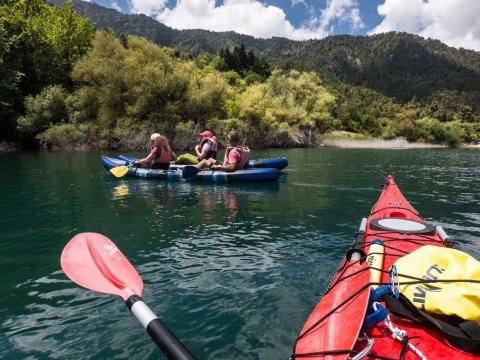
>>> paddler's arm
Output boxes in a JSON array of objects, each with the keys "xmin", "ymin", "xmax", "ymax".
[
  {"xmin": 211, "ymin": 162, "xmax": 236, "ymax": 172},
  {"xmin": 136, "ymin": 152, "xmax": 155, "ymax": 166},
  {"xmin": 195, "ymin": 147, "xmax": 208, "ymax": 160}
]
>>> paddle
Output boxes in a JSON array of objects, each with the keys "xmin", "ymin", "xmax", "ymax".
[
  {"xmin": 181, "ymin": 165, "xmax": 200, "ymax": 179},
  {"xmin": 110, "ymin": 165, "xmax": 130, "ymax": 178},
  {"xmin": 61, "ymin": 232, "xmax": 197, "ymax": 360},
  {"xmin": 109, "ymin": 164, "xmax": 198, "ymax": 179}
]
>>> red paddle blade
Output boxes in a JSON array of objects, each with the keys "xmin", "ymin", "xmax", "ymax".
[
  {"xmin": 294, "ymin": 260, "xmax": 370, "ymax": 360},
  {"xmin": 61, "ymin": 232, "xmax": 143, "ymax": 301}
]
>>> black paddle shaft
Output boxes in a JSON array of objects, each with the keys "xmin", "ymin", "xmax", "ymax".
[
  {"xmin": 346, "ymin": 230, "xmax": 367, "ymax": 261},
  {"xmin": 146, "ymin": 318, "xmax": 197, "ymax": 360},
  {"xmin": 346, "ymin": 218, "xmax": 367, "ymax": 261},
  {"xmin": 126, "ymin": 296, "xmax": 197, "ymax": 360}
]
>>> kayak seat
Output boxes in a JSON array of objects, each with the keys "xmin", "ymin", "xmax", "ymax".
[
  {"xmin": 389, "ymin": 211, "xmax": 406, "ymax": 218},
  {"xmin": 369, "ymin": 217, "xmax": 436, "ymax": 234}
]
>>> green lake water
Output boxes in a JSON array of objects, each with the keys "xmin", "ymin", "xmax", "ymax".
[{"xmin": 1, "ymin": 148, "xmax": 479, "ymax": 359}]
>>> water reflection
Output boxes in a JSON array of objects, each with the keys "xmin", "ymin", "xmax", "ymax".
[
  {"xmin": 112, "ymin": 183, "xmax": 129, "ymax": 200},
  {"xmin": 224, "ymin": 190, "xmax": 243, "ymax": 220},
  {"xmin": 191, "ymin": 183, "xmax": 281, "ymax": 222},
  {"xmin": 186, "ymin": 185, "xmax": 214, "ymax": 221}
]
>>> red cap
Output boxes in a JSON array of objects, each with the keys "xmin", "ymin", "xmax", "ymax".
[{"xmin": 199, "ymin": 130, "xmax": 213, "ymax": 137}]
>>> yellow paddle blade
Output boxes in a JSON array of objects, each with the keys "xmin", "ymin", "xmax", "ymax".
[{"xmin": 109, "ymin": 166, "xmax": 129, "ymax": 178}]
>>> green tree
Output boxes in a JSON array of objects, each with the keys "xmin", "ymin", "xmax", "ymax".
[
  {"xmin": 229, "ymin": 69, "xmax": 335, "ymax": 145},
  {"xmin": 415, "ymin": 117, "xmax": 444, "ymax": 143},
  {"xmin": 0, "ymin": 0, "xmax": 94, "ymax": 141},
  {"xmin": 443, "ymin": 121, "xmax": 465, "ymax": 147},
  {"xmin": 391, "ymin": 109, "xmax": 418, "ymax": 141},
  {"xmin": 217, "ymin": 44, "xmax": 271, "ymax": 79},
  {"xmin": 457, "ymin": 105, "xmax": 475, "ymax": 122},
  {"xmin": 185, "ymin": 72, "xmax": 229, "ymax": 126},
  {"xmin": 17, "ymin": 85, "xmax": 69, "ymax": 140},
  {"xmin": 72, "ymin": 30, "xmax": 129, "ymax": 132},
  {"xmin": 13, "ymin": 0, "xmax": 94, "ymax": 93}
]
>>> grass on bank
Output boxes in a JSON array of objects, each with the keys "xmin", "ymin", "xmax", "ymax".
[{"xmin": 319, "ymin": 132, "xmax": 446, "ymax": 148}]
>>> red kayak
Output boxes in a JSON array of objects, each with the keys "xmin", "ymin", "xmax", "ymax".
[{"xmin": 292, "ymin": 175, "xmax": 479, "ymax": 360}]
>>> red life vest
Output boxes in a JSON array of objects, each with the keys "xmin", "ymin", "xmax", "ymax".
[
  {"xmin": 152, "ymin": 146, "xmax": 173, "ymax": 165},
  {"xmin": 199, "ymin": 137, "xmax": 218, "ymax": 160},
  {"xmin": 223, "ymin": 146, "xmax": 250, "ymax": 170}
]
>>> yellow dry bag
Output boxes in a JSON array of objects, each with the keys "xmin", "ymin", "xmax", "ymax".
[
  {"xmin": 175, "ymin": 153, "xmax": 199, "ymax": 165},
  {"xmin": 393, "ymin": 245, "xmax": 480, "ymax": 322}
]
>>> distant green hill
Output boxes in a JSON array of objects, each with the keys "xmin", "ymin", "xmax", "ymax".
[{"xmin": 48, "ymin": 0, "xmax": 480, "ymax": 111}]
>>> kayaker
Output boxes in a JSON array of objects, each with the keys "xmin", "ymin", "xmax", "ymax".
[
  {"xmin": 195, "ymin": 130, "xmax": 218, "ymax": 161},
  {"xmin": 196, "ymin": 130, "xmax": 250, "ymax": 172},
  {"xmin": 133, "ymin": 134, "xmax": 177, "ymax": 170}
]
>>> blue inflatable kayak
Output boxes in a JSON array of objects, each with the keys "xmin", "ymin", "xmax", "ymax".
[
  {"xmin": 192, "ymin": 167, "xmax": 279, "ymax": 182},
  {"xmin": 102, "ymin": 156, "xmax": 280, "ymax": 182},
  {"xmin": 118, "ymin": 154, "xmax": 288, "ymax": 171}
]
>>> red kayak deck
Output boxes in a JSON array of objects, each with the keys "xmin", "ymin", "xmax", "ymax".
[
  {"xmin": 293, "ymin": 175, "xmax": 479, "ymax": 360},
  {"xmin": 294, "ymin": 260, "xmax": 370, "ymax": 360}
]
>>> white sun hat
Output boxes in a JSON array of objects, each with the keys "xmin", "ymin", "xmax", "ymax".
[{"xmin": 150, "ymin": 133, "xmax": 161, "ymax": 141}]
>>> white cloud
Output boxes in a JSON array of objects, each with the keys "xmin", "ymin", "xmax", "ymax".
[
  {"xmin": 127, "ymin": 0, "xmax": 168, "ymax": 16},
  {"xmin": 370, "ymin": 0, "xmax": 480, "ymax": 51},
  {"xmin": 316, "ymin": 0, "xmax": 364, "ymax": 32},
  {"xmin": 125, "ymin": 0, "xmax": 364, "ymax": 41},
  {"xmin": 290, "ymin": 0, "xmax": 307, "ymax": 6},
  {"xmin": 154, "ymin": 0, "xmax": 322, "ymax": 40},
  {"xmin": 110, "ymin": 1, "xmax": 122, "ymax": 12}
]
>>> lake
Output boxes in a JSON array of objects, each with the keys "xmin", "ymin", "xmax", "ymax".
[{"xmin": 1, "ymin": 148, "xmax": 479, "ymax": 359}]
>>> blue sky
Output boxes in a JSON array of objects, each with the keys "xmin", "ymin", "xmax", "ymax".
[{"xmin": 85, "ymin": 0, "xmax": 480, "ymax": 51}]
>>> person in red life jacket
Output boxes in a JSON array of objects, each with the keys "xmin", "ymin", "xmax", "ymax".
[
  {"xmin": 196, "ymin": 130, "xmax": 250, "ymax": 172},
  {"xmin": 133, "ymin": 133, "xmax": 177, "ymax": 170},
  {"xmin": 195, "ymin": 130, "xmax": 218, "ymax": 161}
]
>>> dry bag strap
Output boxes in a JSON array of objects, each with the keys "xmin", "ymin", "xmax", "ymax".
[{"xmin": 385, "ymin": 293, "xmax": 480, "ymax": 354}]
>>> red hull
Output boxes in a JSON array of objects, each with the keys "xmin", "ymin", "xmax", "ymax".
[
  {"xmin": 293, "ymin": 175, "xmax": 479, "ymax": 360},
  {"xmin": 294, "ymin": 260, "xmax": 370, "ymax": 360}
]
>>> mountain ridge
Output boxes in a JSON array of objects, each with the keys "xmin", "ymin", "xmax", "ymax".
[{"xmin": 49, "ymin": 0, "xmax": 480, "ymax": 107}]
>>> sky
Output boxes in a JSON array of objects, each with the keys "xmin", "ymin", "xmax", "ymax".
[{"xmin": 86, "ymin": 0, "xmax": 480, "ymax": 52}]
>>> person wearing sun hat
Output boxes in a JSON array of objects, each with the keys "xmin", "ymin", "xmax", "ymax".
[
  {"xmin": 133, "ymin": 133, "xmax": 176, "ymax": 170},
  {"xmin": 195, "ymin": 130, "xmax": 218, "ymax": 161},
  {"xmin": 150, "ymin": 133, "xmax": 161, "ymax": 141}
]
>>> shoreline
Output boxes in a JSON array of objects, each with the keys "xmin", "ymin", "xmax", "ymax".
[
  {"xmin": 461, "ymin": 143, "xmax": 480, "ymax": 149},
  {"xmin": 2, "ymin": 139, "xmax": 479, "ymax": 152},
  {"xmin": 0, "ymin": 141, "xmax": 21, "ymax": 152}
]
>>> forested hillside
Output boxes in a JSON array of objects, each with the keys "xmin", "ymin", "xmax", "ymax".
[
  {"xmin": 49, "ymin": 0, "xmax": 480, "ymax": 111},
  {"xmin": 1, "ymin": 0, "xmax": 479, "ymax": 150}
]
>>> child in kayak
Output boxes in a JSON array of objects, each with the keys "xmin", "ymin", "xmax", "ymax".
[{"xmin": 133, "ymin": 133, "xmax": 177, "ymax": 170}]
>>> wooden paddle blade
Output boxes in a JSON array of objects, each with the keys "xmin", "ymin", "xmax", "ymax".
[
  {"xmin": 182, "ymin": 165, "xmax": 200, "ymax": 179},
  {"xmin": 109, "ymin": 166, "xmax": 129, "ymax": 178},
  {"xmin": 294, "ymin": 260, "xmax": 371, "ymax": 360},
  {"xmin": 61, "ymin": 232, "xmax": 143, "ymax": 301}
]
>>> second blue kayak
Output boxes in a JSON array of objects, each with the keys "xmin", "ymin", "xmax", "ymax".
[{"xmin": 192, "ymin": 167, "xmax": 279, "ymax": 182}]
